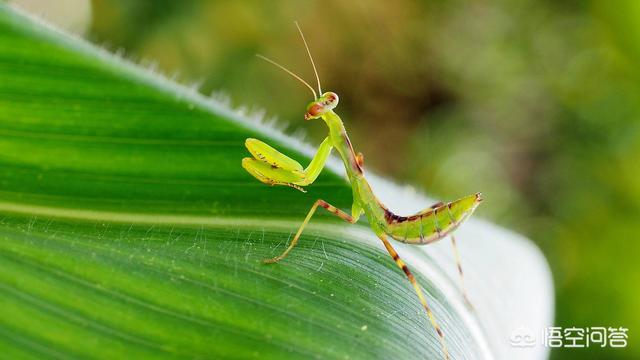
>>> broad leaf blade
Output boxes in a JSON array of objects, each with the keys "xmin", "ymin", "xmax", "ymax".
[{"xmin": 0, "ymin": 4, "xmax": 552, "ymax": 360}]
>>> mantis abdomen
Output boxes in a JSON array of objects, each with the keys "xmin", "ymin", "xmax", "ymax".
[{"xmin": 382, "ymin": 193, "xmax": 482, "ymax": 244}]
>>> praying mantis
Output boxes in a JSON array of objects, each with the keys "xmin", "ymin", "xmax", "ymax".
[{"xmin": 241, "ymin": 23, "xmax": 482, "ymax": 360}]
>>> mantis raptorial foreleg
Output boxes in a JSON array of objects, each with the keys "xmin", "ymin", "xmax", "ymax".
[
  {"xmin": 302, "ymin": 137, "xmax": 332, "ymax": 184},
  {"xmin": 241, "ymin": 157, "xmax": 306, "ymax": 191},
  {"xmin": 376, "ymin": 233, "xmax": 450, "ymax": 360},
  {"xmin": 242, "ymin": 137, "xmax": 332, "ymax": 192},
  {"xmin": 263, "ymin": 199, "xmax": 360, "ymax": 264}
]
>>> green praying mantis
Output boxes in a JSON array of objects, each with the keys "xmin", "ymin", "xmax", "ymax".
[{"xmin": 242, "ymin": 23, "xmax": 482, "ymax": 360}]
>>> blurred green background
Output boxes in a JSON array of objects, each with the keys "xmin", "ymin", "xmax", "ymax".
[{"xmin": 16, "ymin": 0, "xmax": 640, "ymax": 358}]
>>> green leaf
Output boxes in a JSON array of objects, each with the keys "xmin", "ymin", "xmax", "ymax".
[{"xmin": 0, "ymin": 4, "xmax": 553, "ymax": 359}]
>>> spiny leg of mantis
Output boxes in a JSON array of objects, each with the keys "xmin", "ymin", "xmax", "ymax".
[
  {"xmin": 450, "ymin": 235, "xmax": 474, "ymax": 310},
  {"xmin": 377, "ymin": 232, "xmax": 450, "ymax": 360},
  {"xmin": 263, "ymin": 199, "xmax": 357, "ymax": 264}
]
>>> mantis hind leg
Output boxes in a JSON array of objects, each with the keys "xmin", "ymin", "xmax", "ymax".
[
  {"xmin": 450, "ymin": 235, "xmax": 474, "ymax": 310},
  {"xmin": 263, "ymin": 199, "xmax": 358, "ymax": 264},
  {"xmin": 376, "ymin": 233, "xmax": 450, "ymax": 360},
  {"xmin": 443, "ymin": 203, "xmax": 474, "ymax": 310}
]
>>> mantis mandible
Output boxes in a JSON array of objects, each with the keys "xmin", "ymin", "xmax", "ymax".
[{"xmin": 242, "ymin": 22, "xmax": 482, "ymax": 360}]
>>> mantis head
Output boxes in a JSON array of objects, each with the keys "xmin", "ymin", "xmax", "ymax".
[
  {"xmin": 258, "ymin": 22, "xmax": 342, "ymax": 121},
  {"xmin": 304, "ymin": 92, "xmax": 339, "ymax": 120}
]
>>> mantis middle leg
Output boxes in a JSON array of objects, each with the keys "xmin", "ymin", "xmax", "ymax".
[{"xmin": 263, "ymin": 199, "xmax": 360, "ymax": 264}]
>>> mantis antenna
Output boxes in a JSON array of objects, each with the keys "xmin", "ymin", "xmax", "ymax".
[
  {"xmin": 294, "ymin": 21, "xmax": 322, "ymax": 95},
  {"xmin": 256, "ymin": 54, "xmax": 317, "ymax": 99}
]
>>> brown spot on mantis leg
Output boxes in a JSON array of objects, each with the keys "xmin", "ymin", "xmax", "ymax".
[{"xmin": 401, "ymin": 264, "xmax": 412, "ymax": 277}]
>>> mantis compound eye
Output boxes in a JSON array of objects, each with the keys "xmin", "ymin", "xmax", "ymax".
[
  {"xmin": 322, "ymin": 92, "xmax": 339, "ymax": 106},
  {"xmin": 304, "ymin": 102, "xmax": 324, "ymax": 120}
]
